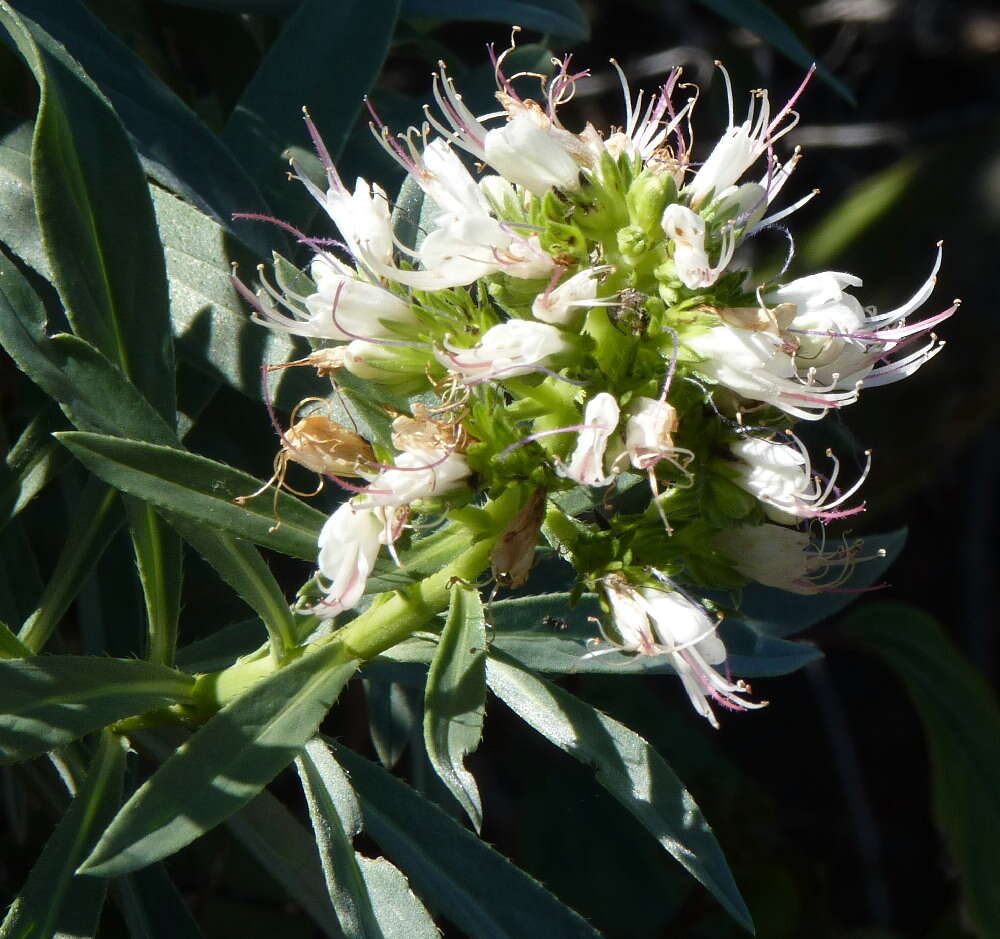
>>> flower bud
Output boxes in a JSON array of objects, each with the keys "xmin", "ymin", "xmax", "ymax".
[
  {"xmin": 484, "ymin": 114, "xmax": 582, "ymax": 196},
  {"xmin": 626, "ymin": 168, "xmax": 678, "ymax": 235}
]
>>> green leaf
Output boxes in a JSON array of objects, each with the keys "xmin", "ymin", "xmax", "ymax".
[
  {"xmin": 18, "ymin": 477, "xmax": 122, "ymax": 654},
  {"xmin": 0, "ymin": 5, "xmax": 176, "ymax": 425},
  {"xmin": 486, "ymin": 593, "xmax": 821, "ymax": 678},
  {"xmin": 485, "ymin": 652, "xmax": 753, "ymax": 932},
  {"xmin": 297, "ymin": 737, "xmax": 388, "ymax": 939},
  {"xmin": 79, "ymin": 644, "xmax": 359, "ymax": 877},
  {"xmin": 423, "ymin": 584, "xmax": 486, "ymax": 831},
  {"xmin": 0, "ymin": 115, "xmax": 46, "ymax": 276},
  {"xmin": 400, "ymin": 0, "xmax": 589, "ymax": 37},
  {"xmin": 0, "ymin": 730, "xmax": 126, "ymax": 939},
  {"xmin": 56, "ymin": 432, "xmax": 326, "ymax": 561},
  {"xmin": 124, "ymin": 497, "xmax": 184, "ymax": 666},
  {"xmin": 0, "ymin": 5, "xmax": 187, "ymax": 665},
  {"xmin": 842, "ymin": 603, "xmax": 1000, "ymax": 938},
  {"xmin": 175, "ymin": 619, "xmax": 267, "ymax": 674},
  {"xmin": 363, "ymin": 678, "xmax": 420, "ymax": 769},
  {"xmin": 10, "ymin": 0, "xmax": 278, "ymax": 258},
  {"xmin": 222, "ymin": 0, "xmax": 400, "ymax": 222},
  {"xmin": 115, "ymin": 864, "xmax": 206, "ymax": 939},
  {"xmin": 0, "ymin": 404, "xmax": 69, "ymax": 532},
  {"xmin": 0, "ymin": 655, "xmax": 195, "ymax": 764},
  {"xmin": 226, "ymin": 788, "xmax": 346, "ymax": 937},
  {"xmin": 164, "ymin": 512, "xmax": 296, "ymax": 659},
  {"xmin": 694, "ymin": 0, "xmax": 853, "ymax": 101},
  {"xmin": 331, "ymin": 741, "xmax": 603, "ymax": 939},
  {"xmin": 0, "ymin": 619, "xmax": 29, "ymax": 659}
]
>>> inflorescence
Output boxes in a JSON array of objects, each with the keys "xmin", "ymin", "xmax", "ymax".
[{"xmin": 236, "ymin": 33, "xmax": 956, "ymax": 727}]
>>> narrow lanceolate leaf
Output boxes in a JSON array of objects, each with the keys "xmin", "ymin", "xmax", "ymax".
[
  {"xmin": 843, "ymin": 603, "xmax": 1000, "ymax": 939},
  {"xmin": 11, "ymin": 0, "xmax": 276, "ymax": 257},
  {"xmin": 0, "ymin": 730, "xmax": 126, "ymax": 939},
  {"xmin": 331, "ymin": 741, "xmax": 602, "ymax": 939},
  {"xmin": 17, "ymin": 477, "xmax": 122, "ymax": 654},
  {"xmin": 0, "ymin": 4, "xmax": 175, "ymax": 424},
  {"xmin": 0, "ymin": 5, "xmax": 184, "ymax": 667},
  {"xmin": 222, "ymin": 0, "xmax": 400, "ymax": 221},
  {"xmin": 0, "ymin": 656, "xmax": 195, "ymax": 765},
  {"xmin": 115, "ymin": 864, "xmax": 206, "ymax": 939},
  {"xmin": 57, "ymin": 432, "xmax": 326, "ymax": 561},
  {"xmin": 363, "ymin": 678, "xmax": 421, "ymax": 769},
  {"xmin": 0, "ymin": 404, "xmax": 68, "ymax": 530},
  {"xmin": 227, "ymin": 788, "xmax": 348, "ymax": 938},
  {"xmin": 296, "ymin": 738, "xmax": 385, "ymax": 938},
  {"xmin": 165, "ymin": 512, "xmax": 296, "ymax": 660},
  {"xmin": 485, "ymin": 653, "xmax": 754, "ymax": 933},
  {"xmin": 423, "ymin": 585, "xmax": 486, "ymax": 831},
  {"xmin": 79, "ymin": 645, "xmax": 359, "ymax": 877},
  {"xmin": 0, "ymin": 619, "xmax": 29, "ymax": 659}
]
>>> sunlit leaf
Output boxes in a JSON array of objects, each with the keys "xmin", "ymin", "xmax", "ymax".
[
  {"xmin": 423, "ymin": 584, "xmax": 486, "ymax": 830},
  {"xmin": 486, "ymin": 652, "xmax": 753, "ymax": 932},
  {"xmin": 331, "ymin": 741, "xmax": 603, "ymax": 938},
  {"xmin": 56, "ymin": 432, "xmax": 325, "ymax": 561},
  {"xmin": 79, "ymin": 644, "xmax": 358, "ymax": 877},
  {"xmin": 0, "ymin": 655, "xmax": 195, "ymax": 764}
]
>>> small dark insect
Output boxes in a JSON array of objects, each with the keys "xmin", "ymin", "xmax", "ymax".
[{"xmin": 543, "ymin": 615, "xmax": 571, "ymax": 632}]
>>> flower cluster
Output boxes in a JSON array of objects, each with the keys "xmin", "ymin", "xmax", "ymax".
[{"xmin": 239, "ymin": 36, "xmax": 955, "ymax": 727}]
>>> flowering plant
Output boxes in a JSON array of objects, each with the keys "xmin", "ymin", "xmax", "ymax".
[{"xmin": 0, "ymin": 3, "xmax": 986, "ymax": 937}]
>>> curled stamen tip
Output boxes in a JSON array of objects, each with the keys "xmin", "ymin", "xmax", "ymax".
[
  {"xmin": 825, "ymin": 448, "xmax": 834, "ymax": 457},
  {"xmin": 877, "ymin": 548, "xmax": 888, "ymax": 557},
  {"xmin": 713, "ymin": 59, "xmax": 723, "ymax": 67},
  {"xmin": 301, "ymin": 106, "xmax": 310, "ymax": 116},
  {"xmin": 936, "ymin": 239, "xmax": 944, "ymax": 247}
]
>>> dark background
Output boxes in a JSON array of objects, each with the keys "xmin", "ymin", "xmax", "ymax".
[{"xmin": 3, "ymin": 0, "xmax": 999, "ymax": 936}]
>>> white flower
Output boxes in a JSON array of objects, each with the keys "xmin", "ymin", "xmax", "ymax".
[
  {"xmin": 625, "ymin": 396, "xmax": 681, "ymax": 470},
  {"xmin": 299, "ymin": 259, "xmax": 416, "ymax": 341},
  {"xmin": 684, "ymin": 63, "xmax": 800, "ymax": 210},
  {"xmin": 686, "ymin": 324, "xmax": 860, "ymax": 420},
  {"xmin": 436, "ymin": 320, "xmax": 572, "ymax": 383},
  {"xmin": 556, "ymin": 392, "xmax": 622, "ymax": 487},
  {"xmin": 531, "ymin": 267, "xmax": 605, "ymax": 326},
  {"xmin": 314, "ymin": 503, "xmax": 390, "ymax": 617},
  {"xmin": 713, "ymin": 523, "xmax": 866, "ymax": 595},
  {"xmin": 360, "ymin": 447, "xmax": 471, "ymax": 508},
  {"xmin": 730, "ymin": 436, "xmax": 869, "ymax": 523},
  {"xmin": 602, "ymin": 577, "xmax": 765, "ymax": 728},
  {"xmin": 771, "ymin": 246, "xmax": 953, "ymax": 389},
  {"xmin": 662, "ymin": 203, "xmax": 736, "ymax": 290},
  {"xmin": 483, "ymin": 114, "xmax": 581, "ymax": 195}
]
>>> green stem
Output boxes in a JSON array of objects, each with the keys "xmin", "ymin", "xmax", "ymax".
[{"xmin": 192, "ymin": 486, "xmax": 527, "ymax": 712}]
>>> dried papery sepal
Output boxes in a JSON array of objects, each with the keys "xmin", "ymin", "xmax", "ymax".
[{"xmin": 235, "ymin": 397, "xmax": 375, "ymax": 531}]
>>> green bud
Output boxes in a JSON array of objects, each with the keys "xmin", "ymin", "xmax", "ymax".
[
  {"xmin": 626, "ymin": 168, "xmax": 677, "ymax": 235},
  {"xmin": 616, "ymin": 225, "xmax": 649, "ymax": 263}
]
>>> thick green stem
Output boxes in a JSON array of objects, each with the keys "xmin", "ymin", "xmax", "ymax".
[{"xmin": 192, "ymin": 486, "xmax": 526, "ymax": 712}]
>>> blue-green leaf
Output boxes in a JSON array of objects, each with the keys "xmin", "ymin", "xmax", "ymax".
[
  {"xmin": 331, "ymin": 741, "xmax": 603, "ymax": 939},
  {"xmin": 0, "ymin": 404, "xmax": 69, "ymax": 532},
  {"xmin": 56, "ymin": 432, "xmax": 326, "ymax": 561},
  {"xmin": 115, "ymin": 864, "xmax": 206, "ymax": 939},
  {"xmin": 0, "ymin": 730, "xmax": 126, "ymax": 939},
  {"xmin": 0, "ymin": 4, "xmax": 175, "ymax": 425},
  {"xmin": 297, "ymin": 738, "xmax": 389, "ymax": 939},
  {"xmin": 9, "ymin": 0, "xmax": 277, "ymax": 257},
  {"xmin": 79, "ymin": 644, "xmax": 359, "ymax": 877},
  {"xmin": 0, "ymin": 655, "xmax": 195, "ymax": 764},
  {"xmin": 423, "ymin": 584, "xmax": 486, "ymax": 831},
  {"xmin": 17, "ymin": 478, "xmax": 122, "ymax": 654},
  {"xmin": 842, "ymin": 603, "xmax": 1000, "ymax": 938},
  {"xmin": 485, "ymin": 652, "xmax": 753, "ymax": 932},
  {"xmin": 222, "ymin": 0, "xmax": 400, "ymax": 222}
]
